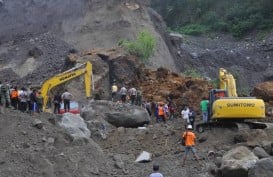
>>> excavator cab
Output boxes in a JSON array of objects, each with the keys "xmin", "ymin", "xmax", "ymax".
[{"xmin": 208, "ymin": 89, "xmax": 227, "ymax": 121}]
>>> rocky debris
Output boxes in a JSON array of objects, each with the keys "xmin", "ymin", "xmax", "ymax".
[
  {"xmin": 252, "ymin": 81, "xmax": 273, "ymax": 102},
  {"xmin": 261, "ymin": 141, "xmax": 273, "ymax": 155},
  {"xmin": 105, "ymin": 51, "xmax": 210, "ymax": 112},
  {"xmin": 70, "ymin": 48, "xmax": 210, "ymax": 113},
  {"xmin": 28, "ymin": 46, "xmax": 43, "ymax": 58},
  {"xmin": 248, "ymin": 157, "xmax": 273, "ymax": 177},
  {"xmin": 135, "ymin": 151, "xmax": 152, "ymax": 162},
  {"xmin": 58, "ymin": 113, "xmax": 91, "ymax": 140},
  {"xmin": 169, "ymin": 33, "xmax": 183, "ymax": 47},
  {"xmin": 0, "ymin": 109, "xmax": 114, "ymax": 177},
  {"xmin": 174, "ymin": 34, "xmax": 273, "ymax": 90},
  {"xmin": 234, "ymin": 130, "xmax": 249, "ymax": 143},
  {"xmin": 0, "ymin": 33, "xmax": 73, "ymax": 87},
  {"xmin": 220, "ymin": 146, "xmax": 258, "ymax": 177},
  {"xmin": 253, "ymin": 146, "xmax": 270, "ymax": 159},
  {"xmin": 113, "ymin": 154, "xmax": 125, "ymax": 169},
  {"xmin": 32, "ymin": 119, "xmax": 43, "ymax": 129}
]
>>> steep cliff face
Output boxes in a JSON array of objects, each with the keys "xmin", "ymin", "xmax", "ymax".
[
  {"xmin": 0, "ymin": 0, "xmax": 272, "ymax": 92},
  {"xmin": 0, "ymin": 0, "xmax": 177, "ymax": 86}
]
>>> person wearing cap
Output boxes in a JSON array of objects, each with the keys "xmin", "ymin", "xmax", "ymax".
[
  {"xmin": 181, "ymin": 124, "xmax": 201, "ymax": 167},
  {"xmin": 149, "ymin": 164, "xmax": 164, "ymax": 177}
]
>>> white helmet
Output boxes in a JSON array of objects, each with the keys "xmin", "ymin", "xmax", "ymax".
[{"xmin": 187, "ymin": 125, "xmax": 193, "ymax": 130}]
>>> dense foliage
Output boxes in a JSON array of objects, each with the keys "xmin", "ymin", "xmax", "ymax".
[
  {"xmin": 119, "ymin": 31, "xmax": 156, "ymax": 62},
  {"xmin": 151, "ymin": 0, "xmax": 273, "ymax": 37}
]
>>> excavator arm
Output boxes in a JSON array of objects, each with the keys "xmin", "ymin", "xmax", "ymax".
[
  {"xmin": 40, "ymin": 61, "xmax": 92, "ymax": 111},
  {"xmin": 219, "ymin": 68, "xmax": 237, "ymax": 97}
]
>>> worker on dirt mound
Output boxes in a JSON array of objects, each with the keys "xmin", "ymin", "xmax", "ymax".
[
  {"xmin": 181, "ymin": 106, "xmax": 190, "ymax": 129},
  {"xmin": 111, "ymin": 81, "xmax": 118, "ymax": 102},
  {"xmin": 149, "ymin": 164, "xmax": 164, "ymax": 177},
  {"xmin": 128, "ymin": 87, "xmax": 137, "ymax": 105},
  {"xmin": 119, "ymin": 86, "xmax": 127, "ymax": 103},
  {"xmin": 181, "ymin": 124, "xmax": 202, "ymax": 167},
  {"xmin": 136, "ymin": 89, "xmax": 142, "ymax": 106}
]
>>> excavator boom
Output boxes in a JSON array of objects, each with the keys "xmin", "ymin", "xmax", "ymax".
[{"xmin": 40, "ymin": 61, "xmax": 92, "ymax": 111}]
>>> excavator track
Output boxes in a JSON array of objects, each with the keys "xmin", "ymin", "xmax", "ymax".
[{"xmin": 196, "ymin": 121, "xmax": 272, "ymax": 133}]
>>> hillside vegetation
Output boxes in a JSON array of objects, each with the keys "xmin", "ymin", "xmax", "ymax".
[{"xmin": 151, "ymin": 0, "xmax": 273, "ymax": 37}]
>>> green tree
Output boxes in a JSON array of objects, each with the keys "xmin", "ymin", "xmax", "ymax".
[{"xmin": 151, "ymin": 0, "xmax": 273, "ymax": 37}]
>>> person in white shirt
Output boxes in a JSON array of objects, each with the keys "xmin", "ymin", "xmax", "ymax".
[
  {"xmin": 119, "ymin": 86, "xmax": 127, "ymax": 103},
  {"xmin": 181, "ymin": 106, "xmax": 190, "ymax": 129},
  {"xmin": 128, "ymin": 87, "xmax": 137, "ymax": 105},
  {"xmin": 149, "ymin": 164, "xmax": 163, "ymax": 177},
  {"xmin": 61, "ymin": 89, "xmax": 73, "ymax": 112},
  {"xmin": 111, "ymin": 82, "xmax": 118, "ymax": 102}
]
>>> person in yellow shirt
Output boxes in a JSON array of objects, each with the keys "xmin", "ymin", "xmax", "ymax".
[
  {"xmin": 181, "ymin": 124, "xmax": 201, "ymax": 166},
  {"xmin": 111, "ymin": 82, "xmax": 118, "ymax": 102}
]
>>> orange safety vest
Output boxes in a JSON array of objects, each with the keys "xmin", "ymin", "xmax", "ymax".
[
  {"xmin": 11, "ymin": 90, "xmax": 19, "ymax": 98},
  {"xmin": 158, "ymin": 106, "xmax": 164, "ymax": 116}
]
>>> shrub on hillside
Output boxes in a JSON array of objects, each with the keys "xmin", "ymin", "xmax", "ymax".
[
  {"xmin": 178, "ymin": 24, "xmax": 208, "ymax": 35},
  {"xmin": 182, "ymin": 68, "xmax": 202, "ymax": 78},
  {"xmin": 119, "ymin": 31, "xmax": 156, "ymax": 62}
]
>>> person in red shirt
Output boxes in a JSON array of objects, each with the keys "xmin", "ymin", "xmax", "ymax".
[{"xmin": 181, "ymin": 124, "xmax": 201, "ymax": 166}]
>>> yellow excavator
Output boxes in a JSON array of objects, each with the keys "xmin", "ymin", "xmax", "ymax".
[
  {"xmin": 196, "ymin": 68, "xmax": 266, "ymax": 132},
  {"xmin": 40, "ymin": 61, "xmax": 92, "ymax": 112}
]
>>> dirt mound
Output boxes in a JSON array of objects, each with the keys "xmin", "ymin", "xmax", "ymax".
[
  {"xmin": 65, "ymin": 48, "xmax": 210, "ymax": 113},
  {"xmin": 252, "ymin": 81, "xmax": 273, "ymax": 102},
  {"xmin": 0, "ymin": 109, "xmax": 114, "ymax": 177}
]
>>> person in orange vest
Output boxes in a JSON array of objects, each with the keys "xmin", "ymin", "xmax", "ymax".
[
  {"xmin": 10, "ymin": 86, "xmax": 19, "ymax": 110},
  {"xmin": 181, "ymin": 124, "xmax": 202, "ymax": 167},
  {"xmin": 157, "ymin": 102, "xmax": 166, "ymax": 123}
]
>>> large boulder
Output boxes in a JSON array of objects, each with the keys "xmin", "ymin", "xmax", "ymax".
[
  {"xmin": 81, "ymin": 100, "xmax": 150, "ymax": 128},
  {"xmin": 105, "ymin": 108, "xmax": 150, "ymax": 128},
  {"xmin": 253, "ymin": 146, "xmax": 270, "ymax": 159},
  {"xmin": 220, "ymin": 146, "xmax": 258, "ymax": 177},
  {"xmin": 252, "ymin": 81, "xmax": 273, "ymax": 102},
  {"xmin": 248, "ymin": 157, "xmax": 273, "ymax": 177},
  {"xmin": 58, "ymin": 113, "xmax": 91, "ymax": 140}
]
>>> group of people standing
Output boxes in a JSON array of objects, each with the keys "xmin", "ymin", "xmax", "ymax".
[
  {"xmin": 152, "ymin": 100, "xmax": 176, "ymax": 123},
  {"xmin": 0, "ymin": 80, "xmax": 74, "ymax": 115},
  {"xmin": 111, "ymin": 82, "xmax": 142, "ymax": 105},
  {"xmin": 0, "ymin": 80, "xmax": 43, "ymax": 114},
  {"xmin": 52, "ymin": 89, "xmax": 73, "ymax": 114}
]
